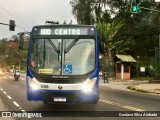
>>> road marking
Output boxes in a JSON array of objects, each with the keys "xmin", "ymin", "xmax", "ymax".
[
  {"xmin": 0, "ymin": 78, "xmax": 27, "ymax": 112},
  {"xmin": 0, "ymin": 88, "xmax": 21, "ymax": 108},
  {"xmin": 99, "ymin": 99, "xmax": 145, "ymax": 111},
  {"xmin": 21, "ymin": 110, "xmax": 26, "ymax": 112},
  {"xmin": 3, "ymin": 91, "xmax": 7, "ymax": 95},
  {"xmin": 7, "ymin": 95, "xmax": 12, "ymax": 99},
  {"xmin": 13, "ymin": 101, "xmax": 20, "ymax": 107},
  {"xmin": 121, "ymin": 105, "xmax": 144, "ymax": 111}
]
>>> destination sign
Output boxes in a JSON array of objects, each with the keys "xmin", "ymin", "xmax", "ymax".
[
  {"xmin": 54, "ymin": 29, "xmax": 80, "ymax": 35},
  {"xmin": 32, "ymin": 26, "xmax": 95, "ymax": 36}
]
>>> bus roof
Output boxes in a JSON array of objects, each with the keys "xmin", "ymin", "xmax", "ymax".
[{"xmin": 32, "ymin": 24, "xmax": 96, "ymax": 28}]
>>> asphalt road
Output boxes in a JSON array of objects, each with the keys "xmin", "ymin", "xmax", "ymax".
[{"xmin": 0, "ymin": 72, "xmax": 160, "ymax": 120}]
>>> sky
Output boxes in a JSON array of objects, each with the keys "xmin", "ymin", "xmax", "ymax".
[{"xmin": 0, "ymin": 0, "xmax": 77, "ymax": 39}]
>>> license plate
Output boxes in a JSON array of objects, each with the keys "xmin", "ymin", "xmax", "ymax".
[{"xmin": 54, "ymin": 97, "xmax": 66, "ymax": 102}]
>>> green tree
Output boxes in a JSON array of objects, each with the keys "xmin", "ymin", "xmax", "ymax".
[
  {"xmin": 5, "ymin": 46, "xmax": 19, "ymax": 66},
  {"xmin": 70, "ymin": 0, "xmax": 94, "ymax": 24},
  {"xmin": 0, "ymin": 41, "xmax": 7, "ymax": 68},
  {"xmin": 97, "ymin": 18, "xmax": 124, "ymax": 66},
  {"xmin": 70, "ymin": 0, "xmax": 160, "ymax": 77}
]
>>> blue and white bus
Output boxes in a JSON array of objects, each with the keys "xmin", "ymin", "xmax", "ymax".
[{"xmin": 26, "ymin": 25, "xmax": 99, "ymax": 104}]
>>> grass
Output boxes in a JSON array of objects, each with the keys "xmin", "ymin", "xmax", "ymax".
[
  {"xmin": 132, "ymin": 77, "xmax": 153, "ymax": 81},
  {"xmin": 136, "ymin": 89, "xmax": 150, "ymax": 93},
  {"xmin": 155, "ymin": 89, "xmax": 160, "ymax": 91},
  {"xmin": 127, "ymin": 86, "xmax": 136, "ymax": 90},
  {"xmin": 127, "ymin": 85, "xmax": 150, "ymax": 93}
]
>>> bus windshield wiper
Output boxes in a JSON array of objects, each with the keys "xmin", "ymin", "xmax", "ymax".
[
  {"xmin": 64, "ymin": 36, "xmax": 80, "ymax": 53},
  {"xmin": 48, "ymin": 39, "xmax": 59, "ymax": 53}
]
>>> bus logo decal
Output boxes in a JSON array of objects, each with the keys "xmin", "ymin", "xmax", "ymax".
[{"xmin": 58, "ymin": 86, "xmax": 63, "ymax": 90}]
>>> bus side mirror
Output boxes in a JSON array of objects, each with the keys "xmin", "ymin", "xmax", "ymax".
[{"xmin": 99, "ymin": 42, "xmax": 105, "ymax": 54}]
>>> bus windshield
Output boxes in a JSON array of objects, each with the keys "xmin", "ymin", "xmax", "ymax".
[{"xmin": 30, "ymin": 38, "xmax": 95, "ymax": 75}]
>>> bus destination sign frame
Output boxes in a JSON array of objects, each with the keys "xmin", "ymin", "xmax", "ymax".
[{"xmin": 32, "ymin": 26, "xmax": 95, "ymax": 36}]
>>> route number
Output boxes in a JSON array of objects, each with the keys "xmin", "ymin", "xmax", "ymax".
[{"xmin": 40, "ymin": 29, "xmax": 51, "ymax": 35}]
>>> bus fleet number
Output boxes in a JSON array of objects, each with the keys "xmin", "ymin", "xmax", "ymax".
[{"xmin": 41, "ymin": 85, "xmax": 49, "ymax": 89}]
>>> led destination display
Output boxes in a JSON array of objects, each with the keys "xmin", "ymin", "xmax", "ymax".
[{"xmin": 32, "ymin": 26, "xmax": 95, "ymax": 36}]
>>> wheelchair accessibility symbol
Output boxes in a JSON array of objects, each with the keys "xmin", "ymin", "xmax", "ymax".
[{"xmin": 63, "ymin": 64, "xmax": 72, "ymax": 74}]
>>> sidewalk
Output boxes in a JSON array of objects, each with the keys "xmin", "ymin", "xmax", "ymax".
[{"xmin": 99, "ymin": 79, "xmax": 160, "ymax": 94}]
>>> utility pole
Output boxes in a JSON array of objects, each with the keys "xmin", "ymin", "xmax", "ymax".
[
  {"xmin": 18, "ymin": 32, "xmax": 30, "ymax": 70},
  {"xmin": 159, "ymin": 34, "xmax": 160, "ymax": 78},
  {"xmin": 19, "ymin": 50, "xmax": 22, "ymax": 70}
]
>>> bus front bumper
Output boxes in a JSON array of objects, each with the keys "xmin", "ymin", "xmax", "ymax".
[{"xmin": 27, "ymin": 89, "xmax": 99, "ymax": 103}]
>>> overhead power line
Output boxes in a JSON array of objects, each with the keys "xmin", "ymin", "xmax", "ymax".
[
  {"xmin": 16, "ymin": 25, "xmax": 29, "ymax": 31},
  {"xmin": 0, "ymin": 5, "xmax": 31, "ymax": 28}
]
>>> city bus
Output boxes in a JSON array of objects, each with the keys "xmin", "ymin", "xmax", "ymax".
[{"xmin": 25, "ymin": 25, "xmax": 99, "ymax": 104}]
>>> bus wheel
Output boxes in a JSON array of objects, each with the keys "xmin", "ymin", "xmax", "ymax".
[{"xmin": 90, "ymin": 100, "xmax": 99, "ymax": 104}]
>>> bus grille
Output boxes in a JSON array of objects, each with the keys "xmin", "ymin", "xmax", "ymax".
[{"xmin": 41, "ymin": 92, "xmax": 81, "ymax": 102}]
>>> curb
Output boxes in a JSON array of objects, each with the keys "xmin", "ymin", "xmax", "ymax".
[{"xmin": 126, "ymin": 85, "xmax": 160, "ymax": 94}]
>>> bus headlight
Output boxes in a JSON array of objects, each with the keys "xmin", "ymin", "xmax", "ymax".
[
  {"xmin": 82, "ymin": 77, "xmax": 97, "ymax": 93},
  {"xmin": 28, "ymin": 78, "xmax": 38, "ymax": 90}
]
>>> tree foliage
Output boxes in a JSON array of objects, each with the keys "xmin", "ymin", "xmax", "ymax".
[
  {"xmin": 0, "ymin": 34, "xmax": 28, "ymax": 70},
  {"xmin": 70, "ymin": 0, "xmax": 94, "ymax": 24},
  {"xmin": 70, "ymin": 0, "xmax": 160, "ymax": 76}
]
